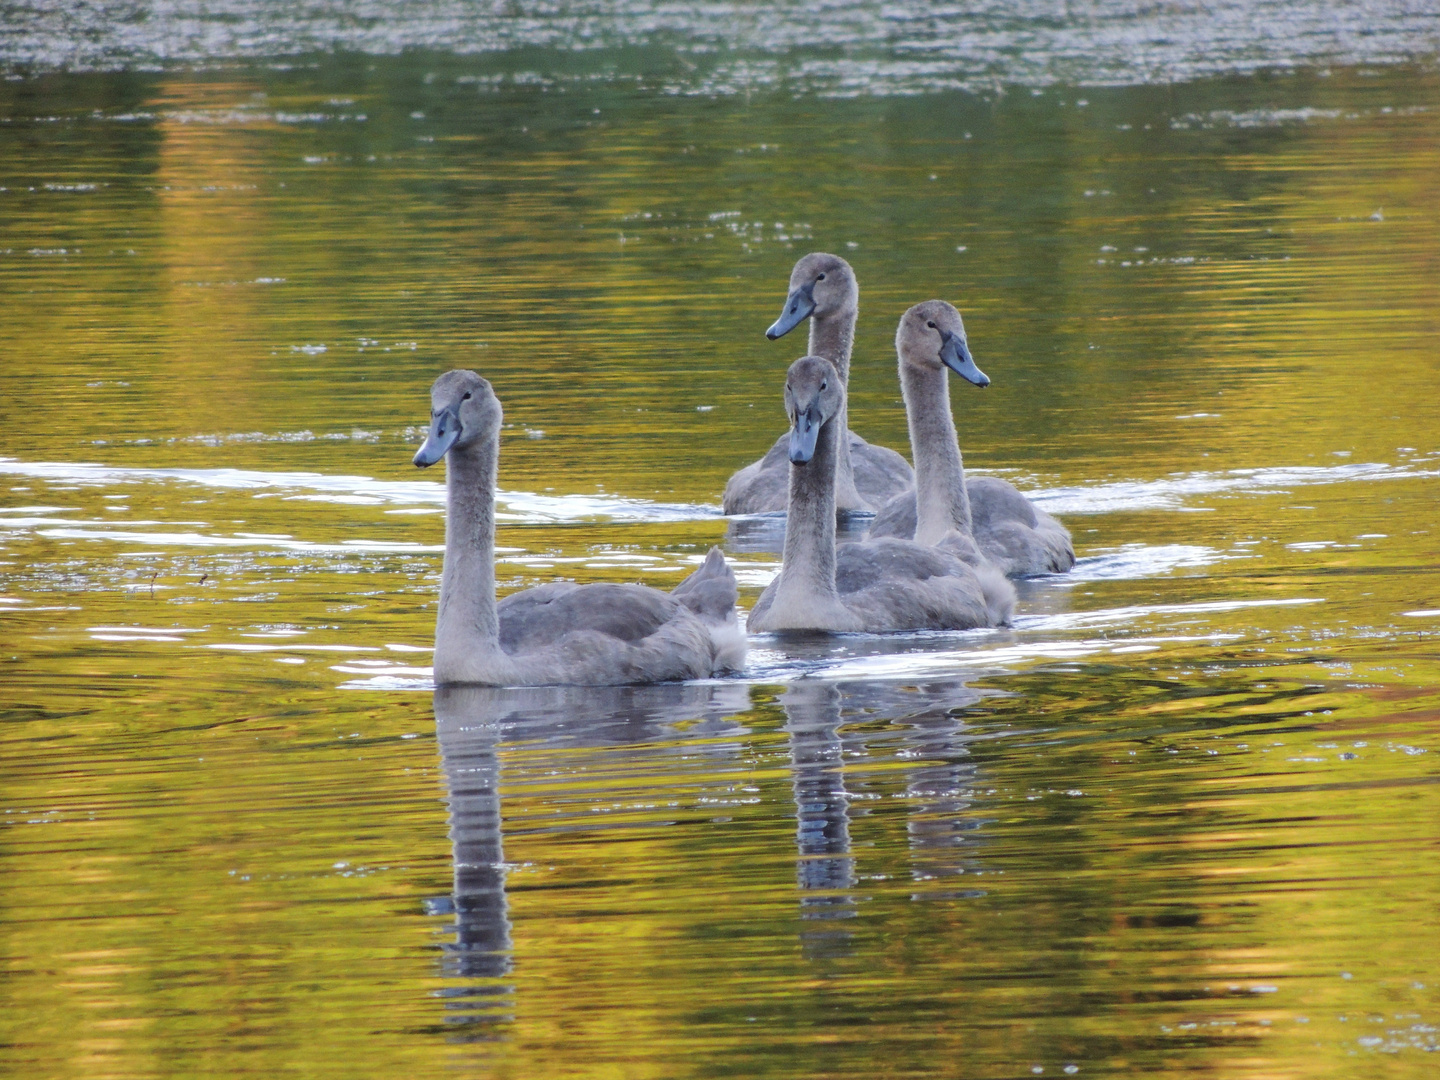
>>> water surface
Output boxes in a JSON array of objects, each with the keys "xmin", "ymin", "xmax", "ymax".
[{"xmin": 2, "ymin": 11, "xmax": 1439, "ymax": 1079}]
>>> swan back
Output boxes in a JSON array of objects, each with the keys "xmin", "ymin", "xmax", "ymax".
[{"xmin": 495, "ymin": 582, "xmax": 719, "ymax": 686}]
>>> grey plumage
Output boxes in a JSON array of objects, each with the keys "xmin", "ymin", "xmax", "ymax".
[
  {"xmin": 869, "ymin": 477, "xmax": 1075, "ymax": 577},
  {"xmin": 670, "ymin": 546, "xmax": 745, "ymax": 625},
  {"xmin": 723, "ymin": 253, "xmax": 914, "ymax": 516},
  {"xmin": 866, "ymin": 301, "xmax": 1075, "ymax": 578},
  {"xmin": 497, "ymin": 582, "xmax": 682, "ymax": 653},
  {"xmin": 413, "ymin": 369, "xmax": 746, "ymax": 685},
  {"xmin": 746, "ymin": 356, "xmax": 1014, "ymax": 634},
  {"xmin": 727, "ymin": 429, "xmax": 914, "ymax": 517},
  {"xmin": 750, "ymin": 535, "xmax": 1013, "ymax": 633}
]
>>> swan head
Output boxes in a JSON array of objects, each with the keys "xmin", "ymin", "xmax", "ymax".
[
  {"xmin": 897, "ymin": 300, "xmax": 989, "ymax": 387},
  {"xmin": 783, "ymin": 355, "xmax": 844, "ymax": 464},
  {"xmin": 766, "ymin": 252, "xmax": 858, "ymax": 340},
  {"xmin": 414, "ymin": 369, "xmax": 502, "ymax": 467}
]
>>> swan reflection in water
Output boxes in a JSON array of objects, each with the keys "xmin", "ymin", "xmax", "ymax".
[
  {"xmin": 724, "ymin": 511, "xmax": 871, "ymax": 555},
  {"xmin": 428, "ymin": 675, "xmax": 995, "ymax": 1021},
  {"xmin": 428, "ymin": 682, "xmax": 753, "ymax": 1032},
  {"xmin": 782, "ymin": 681, "xmax": 857, "ymax": 957},
  {"xmin": 780, "ymin": 676, "xmax": 993, "ymax": 958},
  {"xmin": 429, "ymin": 691, "xmax": 510, "ymax": 1032},
  {"xmin": 876, "ymin": 682, "xmax": 990, "ymax": 898}
]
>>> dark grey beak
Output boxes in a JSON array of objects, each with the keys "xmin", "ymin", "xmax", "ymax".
[
  {"xmin": 767, "ymin": 282, "xmax": 816, "ymax": 340},
  {"xmin": 940, "ymin": 331, "xmax": 989, "ymax": 387},
  {"xmin": 414, "ymin": 407, "xmax": 461, "ymax": 467},
  {"xmin": 788, "ymin": 405, "xmax": 822, "ymax": 464}
]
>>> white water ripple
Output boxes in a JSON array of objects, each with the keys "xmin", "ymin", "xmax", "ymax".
[
  {"xmin": 1067, "ymin": 543, "xmax": 1246, "ymax": 581},
  {"xmin": 4, "ymin": 457, "xmax": 1434, "ymax": 564},
  {"xmin": 0, "ymin": 457, "xmax": 719, "ymax": 524},
  {"xmin": 1033, "ymin": 460, "xmax": 1440, "ymax": 516}
]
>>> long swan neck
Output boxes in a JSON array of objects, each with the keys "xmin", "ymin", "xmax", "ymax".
[
  {"xmin": 808, "ymin": 305, "xmax": 856, "ymax": 384},
  {"xmin": 809, "ymin": 303, "xmax": 867, "ymax": 511},
  {"xmin": 900, "ymin": 362, "xmax": 973, "ymax": 544},
  {"xmin": 435, "ymin": 431, "xmax": 504, "ymax": 671},
  {"xmin": 774, "ymin": 416, "xmax": 842, "ymax": 608}
]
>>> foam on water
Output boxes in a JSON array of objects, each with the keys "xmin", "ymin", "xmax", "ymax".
[
  {"xmin": 6, "ymin": 455, "xmax": 1434, "ymax": 524},
  {"xmin": 29, "ymin": 525, "xmax": 441, "ymax": 556},
  {"xmin": 1015, "ymin": 596, "xmax": 1324, "ymax": 633}
]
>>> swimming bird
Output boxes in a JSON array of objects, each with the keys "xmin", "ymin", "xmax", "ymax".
[
  {"xmin": 722, "ymin": 253, "xmax": 912, "ymax": 516},
  {"xmin": 867, "ymin": 301, "xmax": 1076, "ymax": 577},
  {"xmin": 413, "ymin": 369, "xmax": 746, "ymax": 685},
  {"xmin": 746, "ymin": 356, "xmax": 1014, "ymax": 633}
]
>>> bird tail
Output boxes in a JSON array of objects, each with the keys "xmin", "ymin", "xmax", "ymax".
[
  {"xmin": 671, "ymin": 546, "xmax": 747, "ymax": 672},
  {"xmin": 974, "ymin": 561, "xmax": 1017, "ymax": 627}
]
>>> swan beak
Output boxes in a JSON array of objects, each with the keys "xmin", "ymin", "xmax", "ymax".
[
  {"xmin": 767, "ymin": 283, "xmax": 816, "ymax": 340},
  {"xmin": 940, "ymin": 331, "xmax": 989, "ymax": 387},
  {"xmin": 788, "ymin": 407, "xmax": 822, "ymax": 464},
  {"xmin": 414, "ymin": 407, "xmax": 462, "ymax": 467}
]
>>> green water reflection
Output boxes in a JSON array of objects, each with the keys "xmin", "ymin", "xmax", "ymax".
[{"xmin": 1, "ymin": 53, "xmax": 1438, "ymax": 1080}]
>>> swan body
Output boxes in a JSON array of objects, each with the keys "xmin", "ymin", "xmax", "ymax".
[
  {"xmin": 414, "ymin": 369, "xmax": 746, "ymax": 685},
  {"xmin": 868, "ymin": 301, "xmax": 1075, "ymax": 578},
  {"xmin": 746, "ymin": 356, "xmax": 1014, "ymax": 634},
  {"xmin": 723, "ymin": 253, "xmax": 913, "ymax": 516}
]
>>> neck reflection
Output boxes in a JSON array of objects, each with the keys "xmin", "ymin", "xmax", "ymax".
[
  {"xmin": 433, "ymin": 686, "xmax": 514, "ymax": 1033},
  {"xmin": 782, "ymin": 682, "xmax": 857, "ymax": 956},
  {"xmin": 896, "ymin": 687, "xmax": 986, "ymax": 898},
  {"xmin": 428, "ymin": 682, "xmax": 756, "ymax": 1031}
]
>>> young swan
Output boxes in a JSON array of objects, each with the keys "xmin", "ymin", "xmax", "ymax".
[
  {"xmin": 868, "ymin": 301, "xmax": 1076, "ymax": 577},
  {"xmin": 746, "ymin": 356, "xmax": 1014, "ymax": 634},
  {"xmin": 414, "ymin": 370, "xmax": 746, "ymax": 685},
  {"xmin": 722, "ymin": 253, "xmax": 912, "ymax": 516}
]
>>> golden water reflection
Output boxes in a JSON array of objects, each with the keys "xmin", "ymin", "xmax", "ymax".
[{"xmin": 1, "ymin": 56, "xmax": 1438, "ymax": 1080}]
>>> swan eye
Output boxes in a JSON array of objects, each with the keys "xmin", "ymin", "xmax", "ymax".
[
  {"xmin": 816, "ymin": 273, "xmax": 826, "ymax": 281},
  {"xmin": 821, "ymin": 380, "xmax": 828, "ymax": 391},
  {"xmin": 462, "ymin": 391, "xmax": 472, "ymax": 401},
  {"xmin": 926, "ymin": 321, "xmax": 937, "ymax": 329}
]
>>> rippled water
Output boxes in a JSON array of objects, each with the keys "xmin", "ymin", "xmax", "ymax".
[
  {"xmin": 6, "ymin": 0, "xmax": 1440, "ymax": 95},
  {"xmin": 2, "ymin": 9, "xmax": 1439, "ymax": 1079}
]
